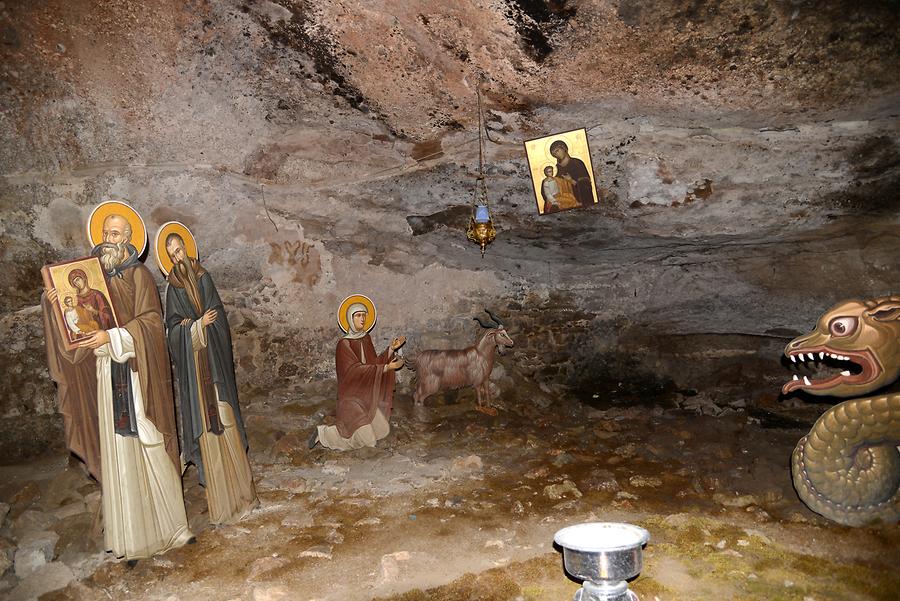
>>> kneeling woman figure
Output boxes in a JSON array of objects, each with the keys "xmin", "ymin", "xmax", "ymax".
[{"xmin": 312, "ymin": 295, "xmax": 405, "ymax": 450}]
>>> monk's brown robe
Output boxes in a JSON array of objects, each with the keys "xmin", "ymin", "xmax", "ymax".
[
  {"xmin": 42, "ymin": 262, "xmax": 180, "ymax": 480},
  {"xmin": 334, "ymin": 334, "xmax": 396, "ymax": 438},
  {"xmin": 42, "ymin": 302, "xmax": 100, "ymax": 478}
]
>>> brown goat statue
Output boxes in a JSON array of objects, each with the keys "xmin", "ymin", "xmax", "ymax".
[{"xmin": 409, "ymin": 309, "xmax": 514, "ymax": 415}]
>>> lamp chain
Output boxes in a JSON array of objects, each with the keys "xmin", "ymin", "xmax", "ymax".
[{"xmin": 474, "ymin": 83, "xmax": 488, "ymax": 208}]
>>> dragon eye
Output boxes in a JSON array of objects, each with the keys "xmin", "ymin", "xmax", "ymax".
[{"xmin": 828, "ymin": 316, "xmax": 858, "ymax": 337}]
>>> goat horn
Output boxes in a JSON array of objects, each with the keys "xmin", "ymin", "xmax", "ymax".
[
  {"xmin": 473, "ymin": 316, "xmax": 494, "ymax": 329},
  {"xmin": 484, "ymin": 308, "xmax": 504, "ymax": 327}
]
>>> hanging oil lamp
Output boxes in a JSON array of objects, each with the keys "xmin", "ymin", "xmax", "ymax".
[
  {"xmin": 466, "ymin": 84, "xmax": 496, "ymax": 257},
  {"xmin": 467, "ymin": 182, "xmax": 496, "ymax": 257}
]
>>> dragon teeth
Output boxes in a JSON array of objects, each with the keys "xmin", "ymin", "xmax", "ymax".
[
  {"xmin": 803, "ymin": 376, "xmax": 811, "ymax": 385},
  {"xmin": 841, "ymin": 370, "xmax": 851, "ymax": 376},
  {"xmin": 818, "ymin": 352, "xmax": 824, "ymax": 360},
  {"xmin": 793, "ymin": 375, "xmax": 799, "ymax": 381},
  {"xmin": 790, "ymin": 355, "xmax": 797, "ymax": 363}
]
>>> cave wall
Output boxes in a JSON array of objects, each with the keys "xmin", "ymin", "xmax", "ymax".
[{"xmin": 1, "ymin": 0, "xmax": 898, "ymax": 460}]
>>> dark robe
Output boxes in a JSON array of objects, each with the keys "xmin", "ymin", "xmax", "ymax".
[
  {"xmin": 334, "ymin": 334, "xmax": 395, "ymax": 439},
  {"xmin": 42, "ymin": 245, "xmax": 181, "ymax": 481},
  {"xmin": 556, "ymin": 156, "xmax": 594, "ymax": 207},
  {"xmin": 76, "ymin": 288, "xmax": 115, "ymax": 330},
  {"xmin": 166, "ymin": 259, "xmax": 248, "ymax": 486}
]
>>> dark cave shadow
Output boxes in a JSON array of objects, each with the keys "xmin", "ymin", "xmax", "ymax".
[{"xmin": 777, "ymin": 378, "xmax": 900, "ymax": 410}]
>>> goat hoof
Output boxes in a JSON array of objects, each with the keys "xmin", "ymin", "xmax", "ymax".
[{"xmin": 475, "ymin": 405, "xmax": 498, "ymax": 417}]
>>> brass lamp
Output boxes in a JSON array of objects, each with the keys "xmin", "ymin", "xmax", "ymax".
[
  {"xmin": 466, "ymin": 83, "xmax": 497, "ymax": 257},
  {"xmin": 467, "ymin": 200, "xmax": 496, "ymax": 257}
]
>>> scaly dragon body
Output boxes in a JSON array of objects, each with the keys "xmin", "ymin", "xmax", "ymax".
[{"xmin": 782, "ymin": 295, "xmax": 900, "ymax": 526}]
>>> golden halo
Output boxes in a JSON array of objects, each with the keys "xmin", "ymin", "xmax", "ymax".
[
  {"xmin": 154, "ymin": 221, "xmax": 199, "ymax": 276},
  {"xmin": 544, "ymin": 138, "xmax": 565, "ymax": 164},
  {"xmin": 337, "ymin": 294, "xmax": 377, "ymax": 334},
  {"xmin": 87, "ymin": 200, "xmax": 147, "ymax": 256}
]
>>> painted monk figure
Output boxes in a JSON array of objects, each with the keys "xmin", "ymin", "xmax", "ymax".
[
  {"xmin": 164, "ymin": 232, "xmax": 258, "ymax": 524},
  {"xmin": 310, "ymin": 297, "xmax": 405, "ymax": 450},
  {"xmin": 42, "ymin": 210, "xmax": 192, "ymax": 563}
]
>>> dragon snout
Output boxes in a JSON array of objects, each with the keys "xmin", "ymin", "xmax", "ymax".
[{"xmin": 784, "ymin": 332, "xmax": 819, "ymax": 357}]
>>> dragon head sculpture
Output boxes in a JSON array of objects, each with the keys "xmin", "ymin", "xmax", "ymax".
[
  {"xmin": 783, "ymin": 295, "xmax": 900, "ymax": 526},
  {"xmin": 783, "ymin": 295, "xmax": 900, "ymax": 397}
]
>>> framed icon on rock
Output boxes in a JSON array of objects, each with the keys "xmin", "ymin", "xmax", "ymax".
[{"xmin": 524, "ymin": 128, "xmax": 599, "ymax": 215}]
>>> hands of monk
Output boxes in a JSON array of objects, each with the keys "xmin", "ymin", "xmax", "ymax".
[
  {"xmin": 384, "ymin": 356, "xmax": 404, "ymax": 372},
  {"xmin": 46, "ymin": 287, "xmax": 58, "ymax": 304},
  {"xmin": 201, "ymin": 309, "xmax": 218, "ymax": 327},
  {"xmin": 78, "ymin": 329, "xmax": 110, "ymax": 349},
  {"xmin": 390, "ymin": 336, "xmax": 406, "ymax": 351}
]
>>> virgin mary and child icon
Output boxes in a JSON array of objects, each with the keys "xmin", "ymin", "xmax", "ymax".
[{"xmin": 524, "ymin": 127, "xmax": 599, "ymax": 216}]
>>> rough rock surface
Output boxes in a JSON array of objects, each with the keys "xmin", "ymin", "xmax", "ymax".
[
  {"xmin": 0, "ymin": 2, "xmax": 898, "ymax": 598},
  {"xmin": 14, "ymin": 530, "xmax": 58, "ymax": 578},
  {"xmin": 7, "ymin": 561, "xmax": 75, "ymax": 601},
  {"xmin": 2, "ymin": 0, "xmax": 898, "ymax": 461}
]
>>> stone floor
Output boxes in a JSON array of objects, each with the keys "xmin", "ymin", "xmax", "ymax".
[{"xmin": 1, "ymin": 386, "xmax": 898, "ymax": 601}]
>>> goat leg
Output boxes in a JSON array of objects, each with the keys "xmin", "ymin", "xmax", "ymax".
[
  {"xmin": 478, "ymin": 383, "xmax": 490, "ymax": 409},
  {"xmin": 413, "ymin": 383, "xmax": 425, "ymax": 406},
  {"xmin": 475, "ymin": 385, "xmax": 498, "ymax": 416}
]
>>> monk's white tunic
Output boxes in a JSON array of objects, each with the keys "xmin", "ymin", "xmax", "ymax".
[{"xmin": 96, "ymin": 328, "xmax": 193, "ymax": 559}]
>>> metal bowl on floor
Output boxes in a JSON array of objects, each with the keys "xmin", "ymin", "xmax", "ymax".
[{"xmin": 554, "ymin": 522, "xmax": 650, "ymax": 582}]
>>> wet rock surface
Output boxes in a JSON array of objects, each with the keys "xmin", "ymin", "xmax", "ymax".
[{"xmin": 0, "ymin": 386, "xmax": 896, "ymax": 600}]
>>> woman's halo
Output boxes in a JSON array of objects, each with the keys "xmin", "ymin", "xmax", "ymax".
[{"xmin": 337, "ymin": 294, "xmax": 377, "ymax": 334}]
